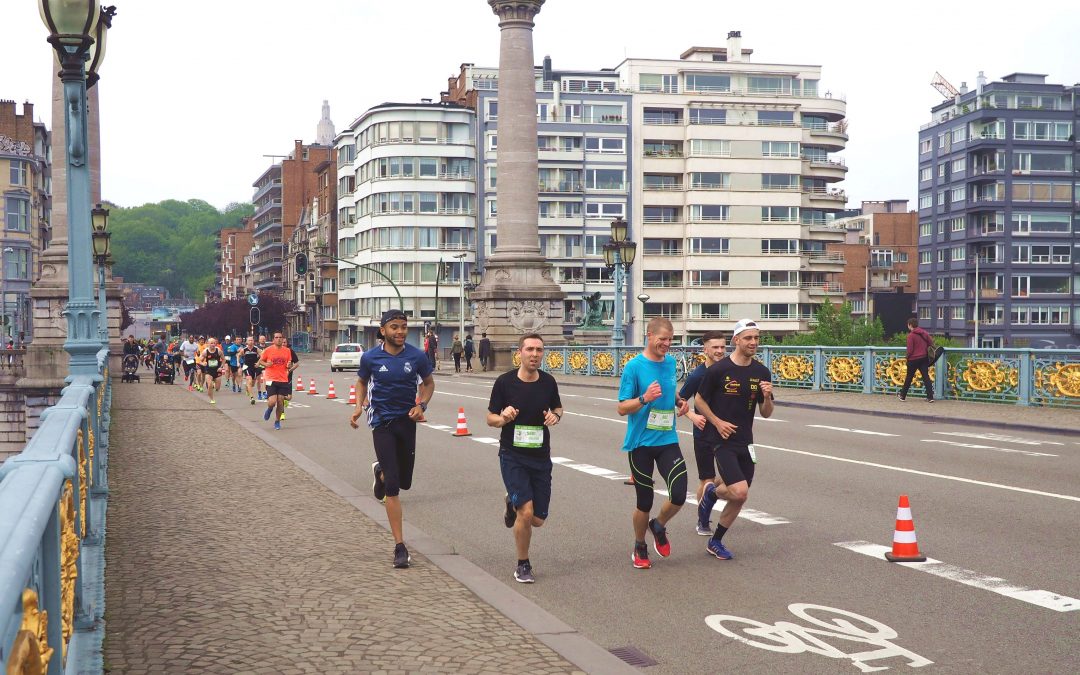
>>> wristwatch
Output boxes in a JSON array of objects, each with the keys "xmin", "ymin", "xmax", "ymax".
[
  {"xmin": 638, "ymin": 394, "xmax": 647, "ymax": 406},
  {"xmin": 419, "ymin": 401, "xmax": 428, "ymax": 412}
]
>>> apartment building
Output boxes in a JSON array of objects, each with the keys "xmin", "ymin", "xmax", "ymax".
[
  {"xmin": 614, "ymin": 32, "xmax": 849, "ymax": 340},
  {"xmin": 918, "ymin": 72, "xmax": 1079, "ymax": 348},
  {"xmin": 335, "ymin": 102, "xmax": 477, "ymax": 346},
  {"xmin": 217, "ymin": 218, "xmax": 254, "ymax": 301},
  {"xmin": 0, "ymin": 100, "xmax": 50, "ymax": 346}
]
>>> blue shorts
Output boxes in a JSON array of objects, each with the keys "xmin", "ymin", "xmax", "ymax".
[{"xmin": 499, "ymin": 448, "xmax": 552, "ymax": 521}]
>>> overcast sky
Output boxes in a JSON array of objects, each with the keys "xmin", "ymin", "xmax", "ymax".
[{"xmin": 5, "ymin": 0, "xmax": 1079, "ymax": 211}]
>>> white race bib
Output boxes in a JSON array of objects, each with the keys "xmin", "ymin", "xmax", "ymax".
[
  {"xmin": 646, "ymin": 409, "xmax": 675, "ymax": 431},
  {"xmin": 185, "ymin": 358, "xmax": 195, "ymax": 365},
  {"xmin": 748, "ymin": 444, "xmax": 758, "ymax": 464},
  {"xmin": 513, "ymin": 425, "xmax": 544, "ymax": 448}
]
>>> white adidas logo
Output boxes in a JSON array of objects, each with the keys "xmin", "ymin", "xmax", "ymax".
[{"xmin": 379, "ymin": 365, "xmax": 389, "ymax": 372}]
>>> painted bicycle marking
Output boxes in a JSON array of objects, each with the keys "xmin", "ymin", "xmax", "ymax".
[{"xmin": 705, "ymin": 603, "xmax": 933, "ymax": 672}]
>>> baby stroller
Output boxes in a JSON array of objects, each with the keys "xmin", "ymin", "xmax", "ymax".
[
  {"xmin": 121, "ymin": 354, "xmax": 141, "ymax": 383},
  {"xmin": 154, "ymin": 352, "xmax": 175, "ymax": 384}
]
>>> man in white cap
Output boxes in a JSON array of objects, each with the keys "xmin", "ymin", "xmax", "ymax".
[{"xmin": 694, "ymin": 319, "xmax": 774, "ymax": 561}]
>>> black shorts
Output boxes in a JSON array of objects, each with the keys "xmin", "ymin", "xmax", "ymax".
[
  {"xmin": 372, "ymin": 416, "xmax": 417, "ymax": 497},
  {"xmin": 228, "ymin": 363, "xmax": 240, "ymax": 373},
  {"xmin": 714, "ymin": 443, "xmax": 755, "ymax": 487},
  {"xmin": 205, "ymin": 367, "xmax": 221, "ymax": 379},
  {"xmin": 266, "ymin": 381, "xmax": 292, "ymax": 397},
  {"xmin": 499, "ymin": 448, "xmax": 553, "ymax": 520},
  {"xmin": 693, "ymin": 434, "xmax": 716, "ymax": 481}
]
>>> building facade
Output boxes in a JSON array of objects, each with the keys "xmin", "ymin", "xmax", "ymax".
[
  {"xmin": 614, "ymin": 32, "xmax": 849, "ymax": 341},
  {"xmin": 217, "ymin": 218, "xmax": 254, "ymax": 301},
  {"xmin": 335, "ymin": 102, "xmax": 477, "ymax": 346},
  {"xmin": 918, "ymin": 73, "xmax": 1079, "ymax": 348},
  {"xmin": 0, "ymin": 100, "xmax": 50, "ymax": 347}
]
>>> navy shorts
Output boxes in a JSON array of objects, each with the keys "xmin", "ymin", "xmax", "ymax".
[
  {"xmin": 499, "ymin": 448, "xmax": 552, "ymax": 521},
  {"xmin": 714, "ymin": 443, "xmax": 755, "ymax": 487},
  {"xmin": 693, "ymin": 434, "xmax": 716, "ymax": 481}
]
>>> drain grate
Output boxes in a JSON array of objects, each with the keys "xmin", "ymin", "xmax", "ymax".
[{"xmin": 609, "ymin": 645, "xmax": 659, "ymax": 667}]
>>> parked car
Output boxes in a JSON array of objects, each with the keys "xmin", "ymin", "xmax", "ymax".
[{"xmin": 330, "ymin": 343, "xmax": 365, "ymax": 372}]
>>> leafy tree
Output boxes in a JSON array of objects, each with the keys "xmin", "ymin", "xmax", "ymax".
[
  {"xmin": 781, "ymin": 301, "xmax": 885, "ymax": 347},
  {"xmin": 179, "ymin": 295, "xmax": 294, "ymax": 338}
]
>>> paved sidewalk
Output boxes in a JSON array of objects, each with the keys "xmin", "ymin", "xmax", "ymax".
[
  {"xmin": 455, "ymin": 370, "xmax": 1078, "ymax": 436},
  {"xmin": 104, "ymin": 381, "xmax": 596, "ymax": 674}
]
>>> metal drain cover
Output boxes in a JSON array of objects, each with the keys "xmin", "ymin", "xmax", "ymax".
[{"xmin": 609, "ymin": 645, "xmax": 659, "ymax": 667}]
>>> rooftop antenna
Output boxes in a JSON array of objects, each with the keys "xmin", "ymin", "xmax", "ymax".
[{"xmin": 930, "ymin": 72, "xmax": 959, "ymax": 100}]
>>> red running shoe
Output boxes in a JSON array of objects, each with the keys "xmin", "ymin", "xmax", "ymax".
[
  {"xmin": 649, "ymin": 518, "xmax": 671, "ymax": 557},
  {"xmin": 632, "ymin": 542, "xmax": 651, "ymax": 569}
]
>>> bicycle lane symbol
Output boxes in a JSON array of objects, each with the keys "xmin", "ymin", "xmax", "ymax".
[{"xmin": 705, "ymin": 603, "xmax": 933, "ymax": 672}]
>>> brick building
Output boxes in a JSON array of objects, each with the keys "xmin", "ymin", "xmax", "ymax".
[{"xmin": 217, "ymin": 217, "xmax": 255, "ymax": 301}]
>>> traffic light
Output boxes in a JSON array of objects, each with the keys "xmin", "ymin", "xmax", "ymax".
[{"xmin": 295, "ymin": 252, "xmax": 308, "ymax": 275}]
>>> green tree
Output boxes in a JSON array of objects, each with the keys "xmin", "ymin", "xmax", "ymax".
[{"xmin": 780, "ymin": 301, "xmax": 886, "ymax": 346}]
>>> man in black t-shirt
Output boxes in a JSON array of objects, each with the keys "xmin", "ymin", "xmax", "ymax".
[
  {"xmin": 486, "ymin": 332, "xmax": 563, "ymax": 584},
  {"xmin": 695, "ymin": 319, "xmax": 774, "ymax": 561}
]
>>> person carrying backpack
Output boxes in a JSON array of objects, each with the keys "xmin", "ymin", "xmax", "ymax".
[{"xmin": 899, "ymin": 317, "xmax": 935, "ymax": 403}]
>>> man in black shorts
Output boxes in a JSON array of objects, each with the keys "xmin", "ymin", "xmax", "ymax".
[
  {"xmin": 349, "ymin": 310, "xmax": 434, "ymax": 569},
  {"xmin": 487, "ymin": 333, "xmax": 563, "ymax": 584},
  {"xmin": 242, "ymin": 336, "xmax": 261, "ymax": 404},
  {"xmin": 678, "ymin": 331, "xmax": 727, "ymax": 535},
  {"xmin": 695, "ymin": 319, "xmax": 774, "ymax": 561}
]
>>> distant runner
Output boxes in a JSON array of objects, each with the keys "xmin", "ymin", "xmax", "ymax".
[{"xmin": 678, "ymin": 331, "xmax": 727, "ymax": 535}]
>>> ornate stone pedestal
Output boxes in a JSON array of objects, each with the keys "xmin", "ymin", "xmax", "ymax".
[{"xmin": 472, "ymin": 260, "xmax": 564, "ymax": 369}]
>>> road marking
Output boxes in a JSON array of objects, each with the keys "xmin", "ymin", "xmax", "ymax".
[
  {"xmin": 472, "ymin": 436, "xmax": 500, "ymax": 445},
  {"xmin": 835, "ymin": 541, "xmax": 1080, "ymax": 613},
  {"xmin": 552, "ymin": 457, "xmax": 789, "ymax": 525},
  {"xmin": 755, "ymin": 443, "xmax": 1080, "ymax": 503},
  {"xmin": 423, "ymin": 423, "xmax": 452, "ymax": 431},
  {"xmin": 806, "ymin": 424, "xmax": 898, "ymax": 437},
  {"xmin": 932, "ymin": 431, "xmax": 1064, "ymax": 446},
  {"xmin": 564, "ymin": 411, "xmax": 627, "ymax": 424},
  {"xmin": 922, "ymin": 439, "xmax": 1057, "ymax": 458}
]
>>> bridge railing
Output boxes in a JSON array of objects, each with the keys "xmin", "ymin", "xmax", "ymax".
[
  {"xmin": 524, "ymin": 345, "xmax": 1080, "ymax": 408},
  {"xmin": 0, "ymin": 348, "xmax": 111, "ymax": 674}
]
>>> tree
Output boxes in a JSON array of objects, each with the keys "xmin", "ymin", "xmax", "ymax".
[
  {"xmin": 778, "ymin": 301, "xmax": 886, "ymax": 346},
  {"xmin": 179, "ymin": 294, "xmax": 295, "ymax": 338}
]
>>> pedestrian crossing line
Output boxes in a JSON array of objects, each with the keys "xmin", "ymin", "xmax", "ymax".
[
  {"xmin": 835, "ymin": 541, "xmax": 1080, "ymax": 613},
  {"xmin": 423, "ymin": 423, "xmax": 452, "ymax": 431},
  {"xmin": 472, "ymin": 437, "xmax": 500, "ymax": 445},
  {"xmin": 666, "ymin": 490, "xmax": 791, "ymax": 526}
]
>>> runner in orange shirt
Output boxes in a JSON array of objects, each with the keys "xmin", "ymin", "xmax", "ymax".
[{"xmin": 256, "ymin": 332, "xmax": 295, "ymax": 430}]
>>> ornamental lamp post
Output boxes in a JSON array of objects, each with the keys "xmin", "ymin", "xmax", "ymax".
[
  {"xmin": 602, "ymin": 216, "xmax": 637, "ymax": 346},
  {"xmin": 636, "ymin": 293, "xmax": 650, "ymax": 345},
  {"xmin": 91, "ymin": 202, "xmax": 111, "ymax": 345},
  {"xmin": 453, "ymin": 252, "xmax": 467, "ymax": 341}
]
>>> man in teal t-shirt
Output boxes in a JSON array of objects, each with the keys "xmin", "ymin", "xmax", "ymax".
[{"xmin": 617, "ymin": 317, "xmax": 690, "ymax": 570}]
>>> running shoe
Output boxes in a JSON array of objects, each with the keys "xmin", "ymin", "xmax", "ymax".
[
  {"xmin": 927, "ymin": 398, "xmax": 934, "ymax": 403},
  {"xmin": 279, "ymin": 411, "xmax": 285, "ymax": 420},
  {"xmin": 284, "ymin": 399, "xmax": 290, "ymax": 408},
  {"xmin": 273, "ymin": 420, "xmax": 281, "ymax": 431},
  {"xmin": 263, "ymin": 406, "xmax": 273, "ymax": 421},
  {"xmin": 698, "ymin": 483, "xmax": 719, "ymax": 527},
  {"xmin": 249, "ymin": 396, "xmax": 255, "ymax": 405},
  {"xmin": 393, "ymin": 543, "xmax": 411, "ymax": 569},
  {"xmin": 649, "ymin": 518, "xmax": 671, "ymax": 557},
  {"xmin": 632, "ymin": 542, "xmax": 651, "ymax": 569},
  {"xmin": 696, "ymin": 520, "xmax": 713, "ymax": 536},
  {"xmin": 372, "ymin": 462, "xmax": 386, "ymax": 502},
  {"xmin": 503, "ymin": 494, "xmax": 516, "ymax": 528},
  {"xmin": 514, "ymin": 562, "xmax": 535, "ymax": 583},
  {"xmin": 188, "ymin": 384, "xmax": 193, "ymax": 391},
  {"xmin": 209, "ymin": 399, "xmax": 215, "ymax": 405},
  {"xmin": 706, "ymin": 538, "xmax": 734, "ymax": 560},
  {"xmin": 897, "ymin": 393, "xmax": 906, "ymax": 402}
]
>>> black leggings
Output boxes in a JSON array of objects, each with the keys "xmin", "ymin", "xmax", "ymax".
[
  {"xmin": 372, "ymin": 416, "xmax": 417, "ymax": 497},
  {"xmin": 628, "ymin": 443, "xmax": 688, "ymax": 512}
]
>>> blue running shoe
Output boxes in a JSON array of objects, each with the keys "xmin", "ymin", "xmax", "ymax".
[
  {"xmin": 696, "ymin": 520, "xmax": 713, "ymax": 536},
  {"xmin": 263, "ymin": 406, "xmax": 273, "ymax": 421},
  {"xmin": 706, "ymin": 538, "xmax": 734, "ymax": 560},
  {"xmin": 273, "ymin": 420, "xmax": 281, "ymax": 431},
  {"xmin": 698, "ymin": 483, "xmax": 718, "ymax": 528}
]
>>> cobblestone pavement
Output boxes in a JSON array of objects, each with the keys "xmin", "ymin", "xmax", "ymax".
[{"xmin": 105, "ymin": 381, "xmax": 584, "ymax": 674}]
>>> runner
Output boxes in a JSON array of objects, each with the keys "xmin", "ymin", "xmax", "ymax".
[
  {"xmin": 193, "ymin": 336, "xmax": 208, "ymax": 391},
  {"xmin": 616, "ymin": 317, "xmax": 690, "ymax": 569},
  {"xmin": 224, "ymin": 335, "xmax": 243, "ymax": 393},
  {"xmin": 486, "ymin": 333, "xmax": 563, "ymax": 584},
  {"xmin": 198, "ymin": 338, "xmax": 225, "ymax": 404},
  {"xmin": 678, "ymin": 331, "xmax": 728, "ymax": 535},
  {"xmin": 179, "ymin": 334, "xmax": 199, "ymax": 390},
  {"xmin": 280, "ymin": 337, "xmax": 300, "ymax": 421},
  {"xmin": 256, "ymin": 332, "xmax": 295, "ymax": 431},
  {"xmin": 255, "ymin": 335, "xmax": 269, "ymax": 399},
  {"xmin": 349, "ymin": 310, "xmax": 434, "ymax": 569},
  {"xmin": 695, "ymin": 319, "xmax": 775, "ymax": 561},
  {"xmin": 241, "ymin": 336, "xmax": 261, "ymax": 404}
]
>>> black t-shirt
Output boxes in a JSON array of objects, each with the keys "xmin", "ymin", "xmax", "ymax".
[
  {"xmin": 697, "ymin": 356, "xmax": 772, "ymax": 447},
  {"xmin": 242, "ymin": 348, "xmax": 260, "ymax": 370},
  {"xmin": 487, "ymin": 369, "xmax": 563, "ymax": 457},
  {"xmin": 287, "ymin": 348, "xmax": 299, "ymax": 382},
  {"xmin": 203, "ymin": 348, "xmax": 223, "ymax": 371}
]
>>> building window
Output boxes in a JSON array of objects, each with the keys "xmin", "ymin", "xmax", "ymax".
[
  {"xmin": 685, "ymin": 73, "xmax": 731, "ymax": 92},
  {"xmin": 4, "ymin": 197, "xmax": 29, "ymax": 232},
  {"xmin": 3, "ymin": 247, "xmax": 30, "ymax": 279},
  {"xmin": 919, "ymin": 279, "xmax": 931, "ymax": 292},
  {"xmin": 9, "ymin": 160, "xmax": 29, "ymax": 186},
  {"xmin": 919, "ymin": 166, "xmax": 932, "ymax": 182},
  {"xmin": 689, "ymin": 303, "xmax": 728, "ymax": 319},
  {"xmin": 951, "ymin": 306, "xmax": 965, "ymax": 320},
  {"xmin": 690, "ymin": 205, "xmax": 729, "ymax": 221},
  {"xmin": 585, "ymin": 168, "xmax": 625, "ymax": 190},
  {"xmin": 918, "ymin": 306, "xmax": 931, "ymax": 320},
  {"xmin": 919, "ymin": 251, "xmax": 931, "ymax": 265},
  {"xmin": 919, "ymin": 222, "xmax": 932, "ymax": 237},
  {"xmin": 951, "ymin": 276, "xmax": 965, "ymax": 291},
  {"xmin": 585, "ymin": 202, "xmax": 624, "ymax": 219},
  {"xmin": 920, "ymin": 138, "xmax": 932, "ymax": 154},
  {"xmin": 918, "ymin": 193, "xmax": 932, "ymax": 209},
  {"xmin": 687, "ymin": 237, "xmax": 728, "ymax": 254}
]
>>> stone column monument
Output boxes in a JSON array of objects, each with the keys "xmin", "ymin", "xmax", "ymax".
[{"xmin": 471, "ymin": 0, "xmax": 564, "ymax": 359}]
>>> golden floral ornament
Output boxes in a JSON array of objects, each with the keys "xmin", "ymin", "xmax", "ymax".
[
  {"xmin": 77, "ymin": 433, "xmax": 87, "ymax": 538},
  {"xmin": 773, "ymin": 354, "xmax": 813, "ymax": 381},
  {"xmin": 959, "ymin": 360, "xmax": 1010, "ymax": 393},
  {"xmin": 877, "ymin": 357, "xmax": 934, "ymax": 387},
  {"xmin": 59, "ymin": 481, "xmax": 80, "ymax": 659},
  {"xmin": 620, "ymin": 351, "xmax": 640, "ymax": 367},
  {"xmin": 1039, "ymin": 362, "xmax": 1080, "ymax": 399},
  {"xmin": 568, "ymin": 351, "xmax": 589, "ymax": 371},
  {"xmin": 826, "ymin": 356, "xmax": 862, "ymax": 384},
  {"xmin": 593, "ymin": 351, "xmax": 615, "ymax": 372},
  {"xmin": 545, "ymin": 351, "xmax": 564, "ymax": 370},
  {"xmin": 9, "ymin": 589, "xmax": 52, "ymax": 675},
  {"xmin": 512, "ymin": 352, "xmax": 521, "ymax": 367}
]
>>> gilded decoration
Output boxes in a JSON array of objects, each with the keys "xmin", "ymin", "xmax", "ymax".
[
  {"xmin": 59, "ymin": 482, "xmax": 80, "ymax": 658},
  {"xmin": 512, "ymin": 352, "xmax": 521, "ymax": 367},
  {"xmin": 620, "ymin": 351, "xmax": 639, "ymax": 367},
  {"xmin": 9, "ymin": 589, "xmax": 52, "ymax": 675},
  {"xmin": 568, "ymin": 351, "xmax": 589, "ymax": 371},
  {"xmin": 1041, "ymin": 362, "xmax": 1080, "ymax": 399},
  {"xmin": 826, "ymin": 356, "xmax": 862, "ymax": 384},
  {"xmin": 772, "ymin": 354, "xmax": 813, "ymax": 381},
  {"xmin": 593, "ymin": 351, "xmax": 615, "ymax": 372},
  {"xmin": 86, "ymin": 425, "xmax": 94, "ymax": 487},
  {"xmin": 957, "ymin": 359, "xmax": 1016, "ymax": 393},
  {"xmin": 77, "ymin": 436, "xmax": 87, "ymax": 538},
  {"xmin": 545, "ymin": 351, "xmax": 564, "ymax": 370},
  {"xmin": 876, "ymin": 357, "xmax": 935, "ymax": 387}
]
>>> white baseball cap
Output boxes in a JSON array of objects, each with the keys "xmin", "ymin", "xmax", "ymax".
[
  {"xmin": 732, "ymin": 319, "xmax": 760, "ymax": 338},
  {"xmin": 224, "ymin": 335, "xmax": 231, "ymax": 340}
]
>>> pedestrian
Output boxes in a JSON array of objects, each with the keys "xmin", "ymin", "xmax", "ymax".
[
  {"xmin": 479, "ymin": 332, "xmax": 492, "ymax": 371},
  {"xmin": 695, "ymin": 319, "xmax": 775, "ymax": 561},
  {"xmin": 256, "ymin": 332, "xmax": 294, "ymax": 431},
  {"xmin": 464, "ymin": 333, "xmax": 475, "ymax": 372},
  {"xmin": 616, "ymin": 317, "xmax": 690, "ymax": 570},
  {"xmin": 425, "ymin": 329, "xmax": 439, "ymax": 371},
  {"xmin": 487, "ymin": 333, "xmax": 563, "ymax": 584},
  {"xmin": 122, "ymin": 334, "xmax": 139, "ymax": 356},
  {"xmin": 899, "ymin": 317, "xmax": 934, "ymax": 402},
  {"xmin": 349, "ymin": 310, "xmax": 435, "ymax": 569},
  {"xmin": 677, "ymin": 331, "xmax": 728, "ymax": 535},
  {"xmin": 451, "ymin": 333, "xmax": 463, "ymax": 372}
]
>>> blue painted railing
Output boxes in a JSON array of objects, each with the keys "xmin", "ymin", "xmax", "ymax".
[
  {"xmin": 0, "ymin": 349, "xmax": 111, "ymax": 675},
  {"xmin": 527, "ymin": 345, "xmax": 1080, "ymax": 408}
]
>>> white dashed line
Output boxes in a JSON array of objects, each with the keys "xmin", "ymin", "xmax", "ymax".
[
  {"xmin": 922, "ymin": 439, "xmax": 1057, "ymax": 458},
  {"xmin": 472, "ymin": 437, "xmax": 500, "ymax": 445},
  {"xmin": 807, "ymin": 424, "xmax": 898, "ymax": 437}
]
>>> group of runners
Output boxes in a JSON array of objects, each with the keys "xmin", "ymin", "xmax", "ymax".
[{"xmin": 346, "ymin": 309, "xmax": 773, "ymax": 580}]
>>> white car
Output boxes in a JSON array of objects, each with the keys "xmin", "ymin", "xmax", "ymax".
[{"xmin": 330, "ymin": 343, "xmax": 365, "ymax": 372}]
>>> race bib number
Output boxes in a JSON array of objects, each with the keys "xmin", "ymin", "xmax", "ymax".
[
  {"xmin": 208, "ymin": 359, "xmax": 219, "ymax": 368},
  {"xmin": 748, "ymin": 445, "xmax": 758, "ymax": 464},
  {"xmin": 185, "ymin": 358, "xmax": 195, "ymax": 365},
  {"xmin": 646, "ymin": 409, "xmax": 675, "ymax": 431},
  {"xmin": 513, "ymin": 425, "xmax": 544, "ymax": 448}
]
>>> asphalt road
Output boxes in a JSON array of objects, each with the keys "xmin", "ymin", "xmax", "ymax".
[{"xmin": 201, "ymin": 364, "xmax": 1079, "ymax": 674}]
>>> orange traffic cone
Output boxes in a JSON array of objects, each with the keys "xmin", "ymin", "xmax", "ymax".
[
  {"xmin": 308, "ymin": 378, "xmax": 317, "ymax": 395},
  {"xmin": 416, "ymin": 395, "xmax": 426, "ymax": 422},
  {"xmin": 884, "ymin": 495, "xmax": 927, "ymax": 562},
  {"xmin": 452, "ymin": 407, "xmax": 471, "ymax": 437},
  {"xmin": 327, "ymin": 380, "xmax": 337, "ymax": 399},
  {"xmin": 347, "ymin": 384, "xmax": 357, "ymax": 405}
]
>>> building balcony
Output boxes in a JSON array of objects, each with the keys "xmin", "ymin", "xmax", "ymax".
[
  {"xmin": 802, "ymin": 159, "xmax": 848, "ymax": 181},
  {"xmin": 801, "ymin": 127, "xmax": 847, "ymax": 151},
  {"xmin": 802, "ymin": 250, "xmax": 846, "ymax": 267},
  {"xmin": 539, "ymin": 181, "xmax": 583, "ymax": 193},
  {"xmin": 537, "ymin": 147, "xmax": 585, "ymax": 162},
  {"xmin": 252, "ymin": 178, "xmax": 282, "ymax": 202},
  {"xmin": 254, "ymin": 219, "xmax": 282, "ymax": 239},
  {"xmin": 802, "ymin": 281, "xmax": 844, "ymax": 295},
  {"xmin": 802, "ymin": 187, "xmax": 847, "ymax": 208}
]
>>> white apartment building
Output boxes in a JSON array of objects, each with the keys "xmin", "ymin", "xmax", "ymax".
[
  {"xmin": 615, "ymin": 32, "xmax": 849, "ymax": 339},
  {"xmin": 335, "ymin": 102, "xmax": 477, "ymax": 346}
]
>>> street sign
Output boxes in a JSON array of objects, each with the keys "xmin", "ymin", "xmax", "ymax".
[{"xmin": 247, "ymin": 293, "xmax": 259, "ymax": 306}]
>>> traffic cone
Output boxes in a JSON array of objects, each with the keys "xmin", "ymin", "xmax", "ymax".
[
  {"xmin": 327, "ymin": 380, "xmax": 337, "ymax": 399},
  {"xmin": 416, "ymin": 395, "xmax": 426, "ymax": 422},
  {"xmin": 452, "ymin": 407, "xmax": 471, "ymax": 437},
  {"xmin": 347, "ymin": 384, "xmax": 357, "ymax": 405},
  {"xmin": 308, "ymin": 378, "xmax": 318, "ymax": 395},
  {"xmin": 884, "ymin": 495, "xmax": 927, "ymax": 562}
]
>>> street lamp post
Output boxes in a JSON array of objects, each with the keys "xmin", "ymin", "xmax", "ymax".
[
  {"xmin": 91, "ymin": 203, "xmax": 111, "ymax": 346},
  {"xmin": 601, "ymin": 216, "xmax": 637, "ymax": 346},
  {"xmin": 40, "ymin": 0, "xmax": 110, "ymax": 378},
  {"xmin": 636, "ymin": 293, "xmax": 650, "ymax": 345},
  {"xmin": 971, "ymin": 252, "xmax": 980, "ymax": 348},
  {"xmin": 453, "ymin": 252, "xmax": 467, "ymax": 341}
]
